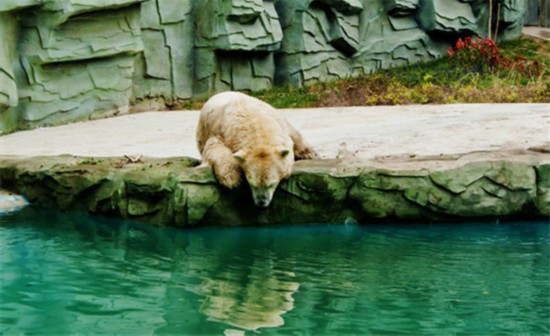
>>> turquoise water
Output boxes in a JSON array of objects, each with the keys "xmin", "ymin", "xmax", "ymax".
[{"xmin": 1, "ymin": 207, "xmax": 549, "ymax": 335}]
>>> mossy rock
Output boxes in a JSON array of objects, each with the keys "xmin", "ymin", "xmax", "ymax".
[{"xmin": 0, "ymin": 150, "xmax": 547, "ymax": 227}]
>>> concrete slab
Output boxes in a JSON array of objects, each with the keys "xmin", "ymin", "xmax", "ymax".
[
  {"xmin": 1, "ymin": 104, "xmax": 548, "ymax": 160},
  {"xmin": 522, "ymin": 27, "xmax": 550, "ymax": 41}
]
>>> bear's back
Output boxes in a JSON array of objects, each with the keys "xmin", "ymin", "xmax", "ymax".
[
  {"xmin": 199, "ymin": 91, "xmax": 291, "ymax": 151},
  {"xmin": 203, "ymin": 92, "xmax": 273, "ymax": 116}
]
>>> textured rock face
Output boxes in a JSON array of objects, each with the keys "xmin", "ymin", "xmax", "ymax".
[
  {"xmin": 1, "ymin": 150, "xmax": 547, "ymax": 227},
  {"xmin": 0, "ymin": 0, "xmax": 143, "ymax": 133},
  {"xmin": 133, "ymin": 0, "xmax": 194, "ymax": 103},
  {"xmin": 0, "ymin": 0, "xmax": 529, "ymax": 133},
  {"xmin": 193, "ymin": 0, "xmax": 283, "ymax": 96}
]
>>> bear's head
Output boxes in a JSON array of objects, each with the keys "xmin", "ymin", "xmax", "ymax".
[{"xmin": 234, "ymin": 147, "xmax": 294, "ymax": 208}]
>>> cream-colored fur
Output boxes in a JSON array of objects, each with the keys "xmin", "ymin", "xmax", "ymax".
[{"xmin": 197, "ymin": 91, "xmax": 319, "ymax": 207}]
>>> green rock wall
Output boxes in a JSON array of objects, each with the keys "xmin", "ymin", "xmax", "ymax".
[
  {"xmin": 133, "ymin": 0, "xmax": 194, "ymax": 104},
  {"xmin": 193, "ymin": 0, "xmax": 283, "ymax": 96},
  {"xmin": 16, "ymin": 3, "xmax": 142, "ymax": 119},
  {"xmin": 0, "ymin": 0, "xmax": 143, "ymax": 133},
  {"xmin": 0, "ymin": 0, "xmax": 526, "ymax": 133},
  {"xmin": 0, "ymin": 12, "xmax": 19, "ymax": 127}
]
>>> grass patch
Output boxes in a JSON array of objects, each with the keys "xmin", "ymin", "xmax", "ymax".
[{"xmin": 186, "ymin": 35, "xmax": 549, "ymax": 109}]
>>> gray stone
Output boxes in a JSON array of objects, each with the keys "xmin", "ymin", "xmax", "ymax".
[
  {"xmin": 385, "ymin": 0, "xmax": 420, "ymax": 16},
  {"xmin": 0, "ymin": 13, "xmax": 19, "ymax": 110},
  {"xmin": 1, "ymin": 0, "xmax": 142, "ymax": 133},
  {"xmin": 133, "ymin": 0, "xmax": 194, "ymax": 103},
  {"xmin": 417, "ymin": 0, "xmax": 477, "ymax": 35},
  {"xmin": 193, "ymin": 0, "xmax": 282, "ymax": 96}
]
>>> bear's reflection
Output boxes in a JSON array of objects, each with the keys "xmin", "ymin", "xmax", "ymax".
[
  {"xmin": 181, "ymin": 231, "xmax": 300, "ymax": 333},
  {"xmin": 8, "ymin": 208, "xmax": 301, "ymax": 333},
  {"xmin": 193, "ymin": 261, "xmax": 299, "ymax": 332}
]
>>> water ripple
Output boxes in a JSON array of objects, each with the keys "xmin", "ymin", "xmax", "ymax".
[{"xmin": 1, "ymin": 209, "xmax": 548, "ymax": 335}]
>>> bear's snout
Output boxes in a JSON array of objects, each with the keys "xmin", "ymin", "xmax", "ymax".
[
  {"xmin": 254, "ymin": 194, "xmax": 271, "ymax": 208},
  {"xmin": 251, "ymin": 187, "xmax": 275, "ymax": 208}
]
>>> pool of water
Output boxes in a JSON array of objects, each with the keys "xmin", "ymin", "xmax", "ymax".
[{"xmin": 1, "ymin": 207, "xmax": 548, "ymax": 335}]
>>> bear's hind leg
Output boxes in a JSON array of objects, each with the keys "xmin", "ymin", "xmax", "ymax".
[
  {"xmin": 294, "ymin": 142, "xmax": 321, "ymax": 160},
  {"xmin": 287, "ymin": 124, "xmax": 321, "ymax": 160},
  {"xmin": 201, "ymin": 137, "xmax": 242, "ymax": 188}
]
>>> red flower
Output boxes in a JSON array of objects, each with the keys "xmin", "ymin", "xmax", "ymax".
[
  {"xmin": 455, "ymin": 38, "xmax": 465, "ymax": 50},
  {"xmin": 447, "ymin": 47, "xmax": 454, "ymax": 58}
]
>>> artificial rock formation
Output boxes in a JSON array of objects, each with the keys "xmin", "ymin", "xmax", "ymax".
[
  {"xmin": 194, "ymin": 0, "xmax": 283, "ymax": 96},
  {"xmin": 0, "ymin": 150, "xmax": 547, "ymax": 227},
  {"xmin": 0, "ymin": 0, "xmax": 143, "ymax": 133},
  {"xmin": 133, "ymin": 0, "xmax": 194, "ymax": 104},
  {"xmin": 0, "ymin": 0, "xmax": 528, "ymax": 133}
]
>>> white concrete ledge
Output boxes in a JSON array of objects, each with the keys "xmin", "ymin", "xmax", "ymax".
[{"xmin": 1, "ymin": 104, "xmax": 548, "ymax": 160}]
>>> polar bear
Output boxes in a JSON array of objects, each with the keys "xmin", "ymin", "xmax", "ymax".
[{"xmin": 196, "ymin": 91, "xmax": 320, "ymax": 207}]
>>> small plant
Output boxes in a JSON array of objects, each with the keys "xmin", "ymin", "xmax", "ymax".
[
  {"xmin": 447, "ymin": 36, "xmax": 544, "ymax": 79},
  {"xmin": 509, "ymin": 55, "xmax": 544, "ymax": 78},
  {"xmin": 447, "ymin": 37, "xmax": 503, "ymax": 74}
]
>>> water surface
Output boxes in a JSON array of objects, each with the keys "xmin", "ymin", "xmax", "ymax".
[{"xmin": 1, "ymin": 207, "xmax": 548, "ymax": 335}]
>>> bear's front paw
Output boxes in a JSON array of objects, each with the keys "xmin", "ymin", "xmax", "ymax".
[
  {"xmin": 218, "ymin": 170, "xmax": 242, "ymax": 189},
  {"xmin": 296, "ymin": 147, "xmax": 321, "ymax": 160},
  {"xmin": 213, "ymin": 162, "xmax": 242, "ymax": 189}
]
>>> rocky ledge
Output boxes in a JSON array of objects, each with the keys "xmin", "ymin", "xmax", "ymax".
[{"xmin": 1, "ymin": 149, "xmax": 548, "ymax": 227}]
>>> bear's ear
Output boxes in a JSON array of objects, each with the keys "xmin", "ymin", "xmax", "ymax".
[
  {"xmin": 233, "ymin": 150, "xmax": 247, "ymax": 163},
  {"xmin": 279, "ymin": 149, "xmax": 290, "ymax": 158}
]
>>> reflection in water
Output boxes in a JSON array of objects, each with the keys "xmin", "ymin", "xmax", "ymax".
[
  {"xmin": 194, "ymin": 262, "xmax": 298, "ymax": 332},
  {"xmin": 1, "ymin": 207, "xmax": 549, "ymax": 335}
]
